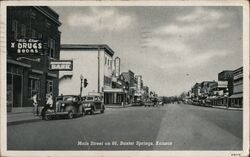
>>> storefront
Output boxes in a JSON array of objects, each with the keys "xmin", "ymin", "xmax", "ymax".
[
  {"xmin": 7, "ymin": 6, "xmax": 61, "ymax": 113},
  {"xmin": 103, "ymin": 89, "xmax": 127, "ymax": 106},
  {"xmin": 229, "ymin": 93, "xmax": 243, "ymax": 108}
]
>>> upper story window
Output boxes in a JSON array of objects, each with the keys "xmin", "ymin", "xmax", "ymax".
[
  {"xmin": 31, "ymin": 29, "xmax": 36, "ymax": 38},
  {"xmin": 31, "ymin": 11, "xmax": 36, "ymax": 19},
  {"xmin": 48, "ymin": 38, "xmax": 56, "ymax": 58},
  {"xmin": 46, "ymin": 22, "xmax": 51, "ymax": 28},
  {"xmin": 37, "ymin": 32, "xmax": 43, "ymax": 39},
  {"xmin": 21, "ymin": 24, "xmax": 26, "ymax": 37},
  {"xmin": 12, "ymin": 20, "xmax": 18, "ymax": 39}
]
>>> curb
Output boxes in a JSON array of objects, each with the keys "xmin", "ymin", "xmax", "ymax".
[
  {"xmin": 211, "ymin": 106, "xmax": 243, "ymax": 111},
  {"xmin": 7, "ymin": 118, "xmax": 41, "ymax": 126}
]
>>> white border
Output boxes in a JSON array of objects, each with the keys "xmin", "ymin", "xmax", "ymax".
[{"xmin": 0, "ymin": 1, "xmax": 249, "ymax": 157}]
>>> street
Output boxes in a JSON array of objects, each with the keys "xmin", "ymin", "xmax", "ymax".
[{"xmin": 7, "ymin": 103, "xmax": 243, "ymax": 150}]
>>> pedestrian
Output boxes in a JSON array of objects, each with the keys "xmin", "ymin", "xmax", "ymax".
[
  {"xmin": 41, "ymin": 93, "xmax": 54, "ymax": 119},
  {"xmin": 32, "ymin": 92, "xmax": 39, "ymax": 116}
]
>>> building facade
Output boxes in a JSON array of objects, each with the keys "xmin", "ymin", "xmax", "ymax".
[
  {"xmin": 229, "ymin": 67, "xmax": 243, "ymax": 108},
  {"xmin": 121, "ymin": 70, "xmax": 136, "ymax": 103},
  {"xmin": 105, "ymin": 57, "xmax": 129, "ymax": 106},
  {"xmin": 7, "ymin": 6, "xmax": 61, "ymax": 112},
  {"xmin": 59, "ymin": 44, "xmax": 114, "ymax": 104},
  {"xmin": 218, "ymin": 70, "xmax": 234, "ymax": 96}
]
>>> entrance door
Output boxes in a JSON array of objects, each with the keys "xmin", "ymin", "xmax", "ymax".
[
  {"xmin": 7, "ymin": 74, "xmax": 13, "ymax": 112},
  {"xmin": 13, "ymin": 75, "xmax": 22, "ymax": 107}
]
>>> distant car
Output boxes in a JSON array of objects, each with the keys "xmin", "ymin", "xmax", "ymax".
[
  {"xmin": 43, "ymin": 95, "xmax": 84, "ymax": 120},
  {"xmin": 82, "ymin": 95, "xmax": 105, "ymax": 114},
  {"xmin": 144, "ymin": 98, "xmax": 158, "ymax": 107}
]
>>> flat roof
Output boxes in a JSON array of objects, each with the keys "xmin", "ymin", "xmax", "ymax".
[{"xmin": 61, "ymin": 44, "xmax": 115, "ymax": 56}]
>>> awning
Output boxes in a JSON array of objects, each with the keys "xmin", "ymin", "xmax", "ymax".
[
  {"xmin": 7, "ymin": 59, "xmax": 31, "ymax": 68},
  {"xmin": 47, "ymin": 72, "xmax": 58, "ymax": 78},
  {"xmin": 103, "ymin": 88, "xmax": 126, "ymax": 93},
  {"xmin": 229, "ymin": 93, "xmax": 243, "ymax": 99}
]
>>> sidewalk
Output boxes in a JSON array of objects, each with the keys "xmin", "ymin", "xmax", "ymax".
[
  {"xmin": 211, "ymin": 105, "xmax": 243, "ymax": 111},
  {"xmin": 7, "ymin": 104, "xmax": 133, "ymax": 125},
  {"xmin": 105, "ymin": 104, "xmax": 133, "ymax": 108},
  {"xmin": 7, "ymin": 107, "xmax": 44, "ymax": 126},
  {"xmin": 7, "ymin": 112, "xmax": 41, "ymax": 126}
]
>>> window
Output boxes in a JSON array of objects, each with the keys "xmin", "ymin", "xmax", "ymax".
[
  {"xmin": 12, "ymin": 20, "xmax": 18, "ymax": 39},
  {"xmin": 105, "ymin": 57, "xmax": 107, "ymax": 65},
  {"xmin": 28, "ymin": 77, "xmax": 40, "ymax": 98},
  {"xmin": 21, "ymin": 24, "xmax": 26, "ymax": 37},
  {"xmin": 37, "ymin": 32, "xmax": 43, "ymax": 39},
  {"xmin": 48, "ymin": 38, "xmax": 56, "ymax": 58},
  {"xmin": 46, "ymin": 80, "xmax": 53, "ymax": 94},
  {"xmin": 31, "ymin": 29, "xmax": 36, "ymax": 38}
]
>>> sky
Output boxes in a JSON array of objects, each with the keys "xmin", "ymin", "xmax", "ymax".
[{"xmin": 51, "ymin": 6, "xmax": 243, "ymax": 96}]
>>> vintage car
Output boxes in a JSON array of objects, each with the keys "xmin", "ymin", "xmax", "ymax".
[
  {"xmin": 82, "ymin": 95, "xmax": 105, "ymax": 114},
  {"xmin": 43, "ymin": 95, "xmax": 84, "ymax": 120}
]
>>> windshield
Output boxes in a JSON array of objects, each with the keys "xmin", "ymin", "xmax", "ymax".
[{"xmin": 63, "ymin": 96, "xmax": 77, "ymax": 101}]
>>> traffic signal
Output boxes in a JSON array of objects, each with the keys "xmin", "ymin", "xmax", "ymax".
[{"xmin": 84, "ymin": 78, "xmax": 88, "ymax": 88}]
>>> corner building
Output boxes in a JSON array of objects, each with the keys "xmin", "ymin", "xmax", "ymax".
[
  {"xmin": 7, "ymin": 6, "xmax": 61, "ymax": 112},
  {"xmin": 59, "ymin": 44, "xmax": 114, "ymax": 104}
]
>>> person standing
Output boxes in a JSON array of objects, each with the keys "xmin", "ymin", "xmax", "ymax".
[
  {"xmin": 41, "ymin": 93, "xmax": 54, "ymax": 119},
  {"xmin": 32, "ymin": 92, "xmax": 39, "ymax": 116}
]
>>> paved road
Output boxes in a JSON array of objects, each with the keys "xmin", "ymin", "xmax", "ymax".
[{"xmin": 7, "ymin": 103, "xmax": 243, "ymax": 150}]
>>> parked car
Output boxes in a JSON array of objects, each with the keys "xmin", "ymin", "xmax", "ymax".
[
  {"xmin": 43, "ymin": 95, "xmax": 84, "ymax": 120},
  {"xmin": 82, "ymin": 95, "xmax": 105, "ymax": 114}
]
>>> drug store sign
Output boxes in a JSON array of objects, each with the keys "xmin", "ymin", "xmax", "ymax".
[{"xmin": 10, "ymin": 38, "xmax": 44, "ymax": 55}]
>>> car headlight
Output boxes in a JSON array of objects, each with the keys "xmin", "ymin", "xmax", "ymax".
[{"xmin": 61, "ymin": 103, "xmax": 65, "ymax": 107}]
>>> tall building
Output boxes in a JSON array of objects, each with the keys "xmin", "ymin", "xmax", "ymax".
[
  {"xmin": 59, "ymin": 44, "xmax": 115, "ymax": 104},
  {"xmin": 7, "ymin": 6, "xmax": 61, "ymax": 112}
]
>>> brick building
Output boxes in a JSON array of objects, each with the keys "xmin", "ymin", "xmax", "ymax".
[{"xmin": 7, "ymin": 6, "xmax": 61, "ymax": 112}]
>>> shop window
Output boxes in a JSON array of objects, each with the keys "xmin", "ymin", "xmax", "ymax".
[
  {"xmin": 46, "ymin": 80, "xmax": 53, "ymax": 94},
  {"xmin": 31, "ymin": 29, "xmax": 36, "ymax": 38},
  {"xmin": 21, "ymin": 24, "xmax": 26, "ymax": 37},
  {"xmin": 12, "ymin": 20, "xmax": 18, "ymax": 39},
  {"xmin": 48, "ymin": 38, "xmax": 55, "ymax": 58},
  {"xmin": 28, "ymin": 77, "xmax": 40, "ymax": 98}
]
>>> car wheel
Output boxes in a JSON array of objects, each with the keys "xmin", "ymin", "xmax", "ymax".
[
  {"xmin": 89, "ymin": 110, "xmax": 93, "ymax": 115},
  {"xmin": 45, "ymin": 115, "xmax": 52, "ymax": 121},
  {"xmin": 68, "ymin": 111, "xmax": 73, "ymax": 119}
]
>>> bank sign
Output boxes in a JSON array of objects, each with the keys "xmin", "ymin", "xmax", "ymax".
[
  {"xmin": 49, "ymin": 60, "xmax": 73, "ymax": 71},
  {"xmin": 10, "ymin": 38, "xmax": 44, "ymax": 55}
]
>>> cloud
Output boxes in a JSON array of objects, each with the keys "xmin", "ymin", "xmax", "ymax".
[
  {"xmin": 177, "ymin": 7, "xmax": 223, "ymax": 23},
  {"xmin": 139, "ymin": 7, "xmax": 233, "ymax": 72},
  {"xmin": 152, "ymin": 8, "xmax": 231, "ymax": 38},
  {"xmin": 67, "ymin": 7, "xmax": 134, "ymax": 31},
  {"xmin": 154, "ymin": 24, "xmax": 205, "ymax": 36}
]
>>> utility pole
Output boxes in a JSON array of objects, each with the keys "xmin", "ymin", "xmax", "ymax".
[{"xmin": 80, "ymin": 75, "xmax": 83, "ymax": 97}]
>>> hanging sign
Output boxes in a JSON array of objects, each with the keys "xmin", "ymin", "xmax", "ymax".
[
  {"xmin": 10, "ymin": 38, "xmax": 44, "ymax": 55},
  {"xmin": 49, "ymin": 60, "xmax": 73, "ymax": 71}
]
